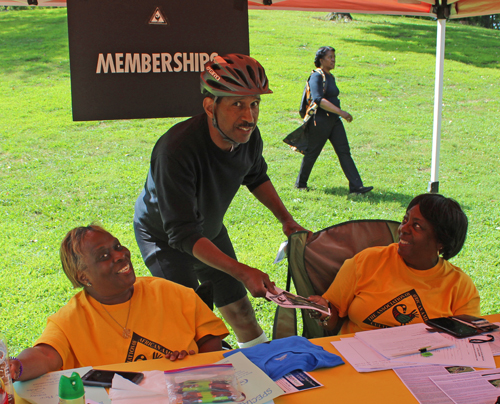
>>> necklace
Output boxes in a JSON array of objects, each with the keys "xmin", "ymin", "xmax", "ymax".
[{"xmin": 100, "ymin": 299, "xmax": 132, "ymax": 339}]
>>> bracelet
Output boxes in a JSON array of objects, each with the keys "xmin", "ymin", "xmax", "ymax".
[
  {"xmin": 321, "ymin": 300, "xmax": 332, "ymax": 326},
  {"xmin": 9, "ymin": 357, "xmax": 23, "ymax": 380},
  {"xmin": 321, "ymin": 315, "xmax": 331, "ymax": 327}
]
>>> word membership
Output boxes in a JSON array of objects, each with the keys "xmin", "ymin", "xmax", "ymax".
[{"xmin": 96, "ymin": 52, "xmax": 218, "ymax": 74}]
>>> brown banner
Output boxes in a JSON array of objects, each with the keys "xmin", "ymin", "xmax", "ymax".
[{"xmin": 67, "ymin": 0, "xmax": 249, "ymax": 121}]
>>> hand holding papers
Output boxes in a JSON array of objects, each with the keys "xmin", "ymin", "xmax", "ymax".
[{"xmin": 266, "ymin": 287, "xmax": 330, "ymax": 316}]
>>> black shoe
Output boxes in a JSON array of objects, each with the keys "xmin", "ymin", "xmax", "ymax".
[{"xmin": 349, "ymin": 186, "xmax": 373, "ymax": 195}]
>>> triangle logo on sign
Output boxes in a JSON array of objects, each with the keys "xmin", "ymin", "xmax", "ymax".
[{"xmin": 149, "ymin": 7, "xmax": 168, "ymax": 25}]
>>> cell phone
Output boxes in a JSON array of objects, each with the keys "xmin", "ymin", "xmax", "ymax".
[
  {"xmin": 81, "ymin": 369, "xmax": 144, "ymax": 388},
  {"xmin": 425, "ymin": 317, "xmax": 479, "ymax": 338},
  {"xmin": 453, "ymin": 314, "xmax": 499, "ymax": 332}
]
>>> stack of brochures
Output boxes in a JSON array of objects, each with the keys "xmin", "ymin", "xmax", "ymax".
[
  {"xmin": 331, "ymin": 322, "xmax": 498, "ymax": 373},
  {"xmin": 332, "ymin": 323, "xmax": 500, "ymax": 404}
]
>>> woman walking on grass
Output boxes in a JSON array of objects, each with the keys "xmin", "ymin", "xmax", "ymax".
[{"xmin": 295, "ymin": 46, "xmax": 372, "ymax": 195}]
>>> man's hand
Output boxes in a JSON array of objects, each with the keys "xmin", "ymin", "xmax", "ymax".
[
  {"xmin": 239, "ymin": 266, "xmax": 277, "ymax": 298},
  {"xmin": 282, "ymin": 219, "xmax": 310, "ymax": 238},
  {"xmin": 192, "ymin": 238, "xmax": 277, "ymax": 298},
  {"xmin": 165, "ymin": 350, "xmax": 195, "ymax": 361}
]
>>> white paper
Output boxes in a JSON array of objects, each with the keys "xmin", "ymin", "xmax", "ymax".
[
  {"xmin": 331, "ymin": 338, "xmax": 421, "ymax": 372},
  {"xmin": 14, "ymin": 367, "xmax": 110, "ymax": 404},
  {"xmin": 273, "ymin": 241, "xmax": 288, "ymax": 264},
  {"xmin": 481, "ymin": 323, "xmax": 500, "ymax": 356},
  {"xmin": 394, "ymin": 365, "xmax": 473, "ymax": 404},
  {"xmin": 355, "ymin": 323, "xmax": 454, "ymax": 359},
  {"xmin": 430, "ymin": 369, "xmax": 500, "ymax": 404},
  {"xmin": 217, "ymin": 351, "xmax": 282, "ymax": 404},
  {"xmin": 108, "ymin": 371, "xmax": 168, "ymax": 403},
  {"xmin": 391, "ymin": 333, "xmax": 496, "ymax": 368}
]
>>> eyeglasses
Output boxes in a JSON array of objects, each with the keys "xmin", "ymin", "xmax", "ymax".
[{"xmin": 469, "ymin": 334, "xmax": 495, "ymax": 344}]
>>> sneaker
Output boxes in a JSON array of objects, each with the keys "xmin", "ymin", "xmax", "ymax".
[
  {"xmin": 296, "ymin": 186, "xmax": 309, "ymax": 191},
  {"xmin": 349, "ymin": 186, "xmax": 373, "ymax": 195}
]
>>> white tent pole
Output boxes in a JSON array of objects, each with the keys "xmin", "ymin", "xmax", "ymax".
[{"xmin": 428, "ymin": 18, "xmax": 446, "ymax": 193}]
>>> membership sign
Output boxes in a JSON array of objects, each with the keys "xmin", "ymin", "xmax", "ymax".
[{"xmin": 67, "ymin": 0, "xmax": 249, "ymax": 121}]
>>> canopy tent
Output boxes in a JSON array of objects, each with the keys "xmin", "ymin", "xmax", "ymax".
[
  {"xmin": 2, "ymin": 0, "xmax": 500, "ymax": 192},
  {"xmin": 3, "ymin": 0, "xmax": 499, "ymax": 19}
]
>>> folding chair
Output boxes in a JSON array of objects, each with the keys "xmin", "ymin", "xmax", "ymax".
[{"xmin": 273, "ymin": 219, "xmax": 400, "ymax": 340}]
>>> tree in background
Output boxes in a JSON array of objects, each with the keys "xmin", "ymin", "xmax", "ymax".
[
  {"xmin": 323, "ymin": 13, "xmax": 499, "ymax": 30},
  {"xmin": 458, "ymin": 14, "xmax": 500, "ymax": 29}
]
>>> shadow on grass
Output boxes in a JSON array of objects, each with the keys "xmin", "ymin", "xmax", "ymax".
[
  {"xmin": 0, "ymin": 9, "xmax": 69, "ymax": 78},
  {"xmin": 345, "ymin": 20, "xmax": 500, "ymax": 69},
  {"xmin": 323, "ymin": 185, "xmax": 416, "ymax": 209}
]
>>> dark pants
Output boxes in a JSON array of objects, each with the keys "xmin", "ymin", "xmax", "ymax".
[
  {"xmin": 133, "ymin": 221, "xmax": 247, "ymax": 308},
  {"xmin": 295, "ymin": 116, "xmax": 363, "ymax": 191}
]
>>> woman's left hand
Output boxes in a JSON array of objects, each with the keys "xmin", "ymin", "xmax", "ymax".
[
  {"xmin": 165, "ymin": 350, "xmax": 195, "ymax": 361},
  {"xmin": 307, "ymin": 295, "xmax": 329, "ymax": 316},
  {"xmin": 8, "ymin": 358, "xmax": 22, "ymax": 381}
]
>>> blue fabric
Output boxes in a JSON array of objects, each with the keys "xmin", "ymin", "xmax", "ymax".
[{"xmin": 223, "ymin": 336, "xmax": 344, "ymax": 380}]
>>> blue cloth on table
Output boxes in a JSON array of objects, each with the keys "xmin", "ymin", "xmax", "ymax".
[{"xmin": 223, "ymin": 335, "xmax": 344, "ymax": 380}]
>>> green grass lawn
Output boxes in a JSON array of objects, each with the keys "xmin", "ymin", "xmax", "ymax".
[{"xmin": 1, "ymin": 8, "xmax": 499, "ymax": 352}]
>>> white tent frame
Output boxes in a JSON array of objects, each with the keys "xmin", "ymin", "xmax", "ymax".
[{"xmin": 429, "ymin": 18, "xmax": 446, "ymax": 193}]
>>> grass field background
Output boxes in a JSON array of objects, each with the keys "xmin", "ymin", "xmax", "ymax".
[{"xmin": 1, "ymin": 8, "xmax": 499, "ymax": 351}]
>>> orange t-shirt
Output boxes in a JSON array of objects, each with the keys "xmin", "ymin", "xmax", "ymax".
[
  {"xmin": 323, "ymin": 244, "xmax": 480, "ymax": 335},
  {"xmin": 36, "ymin": 277, "xmax": 228, "ymax": 369}
]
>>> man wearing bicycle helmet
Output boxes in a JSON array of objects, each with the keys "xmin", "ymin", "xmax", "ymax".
[{"xmin": 134, "ymin": 54, "xmax": 307, "ymax": 348}]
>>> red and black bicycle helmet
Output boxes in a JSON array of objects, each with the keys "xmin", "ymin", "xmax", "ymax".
[{"xmin": 200, "ymin": 53, "xmax": 273, "ymax": 97}]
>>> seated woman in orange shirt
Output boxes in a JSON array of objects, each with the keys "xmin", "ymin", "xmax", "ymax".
[
  {"xmin": 9, "ymin": 225, "xmax": 228, "ymax": 381},
  {"xmin": 309, "ymin": 193, "xmax": 480, "ymax": 334}
]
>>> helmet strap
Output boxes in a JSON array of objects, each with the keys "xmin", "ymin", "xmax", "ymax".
[{"xmin": 211, "ymin": 96, "xmax": 240, "ymax": 152}]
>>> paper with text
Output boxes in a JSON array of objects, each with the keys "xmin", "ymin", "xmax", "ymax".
[
  {"xmin": 355, "ymin": 323, "xmax": 453, "ymax": 359},
  {"xmin": 430, "ymin": 369, "xmax": 500, "ymax": 404},
  {"xmin": 391, "ymin": 332, "xmax": 495, "ymax": 368},
  {"xmin": 14, "ymin": 366, "xmax": 110, "ymax": 404},
  {"xmin": 394, "ymin": 365, "xmax": 470, "ymax": 404}
]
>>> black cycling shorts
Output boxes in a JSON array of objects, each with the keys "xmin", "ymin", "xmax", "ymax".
[{"xmin": 134, "ymin": 222, "xmax": 247, "ymax": 308}]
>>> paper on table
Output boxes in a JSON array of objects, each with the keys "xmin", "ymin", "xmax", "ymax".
[
  {"xmin": 331, "ymin": 338, "xmax": 421, "ymax": 372},
  {"xmin": 108, "ymin": 371, "xmax": 168, "ymax": 403},
  {"xmin": 14, "ymin": 366, "xmax": 110, "ymax": 404},
  {"xmin": 391, "ymin": 332, "xmax": 496, "ymax": 368},
  {"xmin": 394, "ymin": 365, "xmax": 463, "ymax": 404},
  {"xmin": 481, "ymin": 323, "xmax": 500, "ymax": 356},
  {"xmin": 217, "ymin": 351, "xmax": 282, "ymax": 404},
  {"xmin": 274, "ymin": 370, "xmax": 323, "ymax": 395},
  {"xmin": 355, "ymin": 323, "xmax": 453, "ymax": 359},
  {"xmin": 430, "ymin": 369, "xmax": 500, "ymax": 404}
]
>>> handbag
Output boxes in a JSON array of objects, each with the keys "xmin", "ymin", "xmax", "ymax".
[{"xmin": 283, "ymin": 120, "xmax": 310, "ymax": 155}]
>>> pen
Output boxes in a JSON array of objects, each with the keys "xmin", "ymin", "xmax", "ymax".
[{"xmin": 391, "ymin": 346, "xmax": 437, "ymax": 357}]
